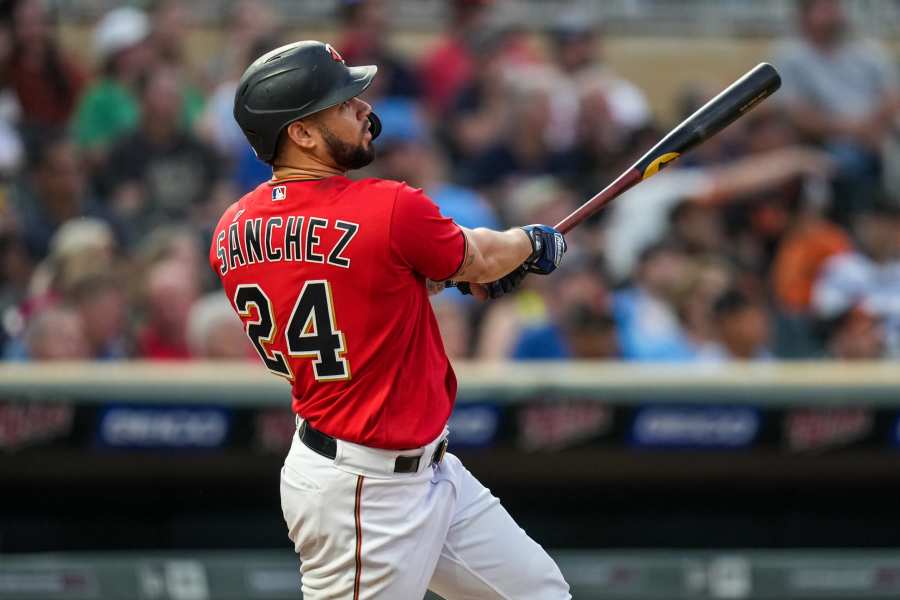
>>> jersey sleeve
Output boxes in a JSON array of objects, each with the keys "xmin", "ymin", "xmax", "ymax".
[{"xmin": 390, "ymin": 185, "xmax": 466, "ymax": 281}]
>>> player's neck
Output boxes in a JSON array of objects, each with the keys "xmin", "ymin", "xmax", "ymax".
[{"xmin": 271, "ymin": 163, "xmax": 344, "ymax": 182}]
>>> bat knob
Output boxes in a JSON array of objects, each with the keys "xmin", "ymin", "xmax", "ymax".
[{"xmin": 444, "ymin": 280, "xmax": 472, "ymax": 295}]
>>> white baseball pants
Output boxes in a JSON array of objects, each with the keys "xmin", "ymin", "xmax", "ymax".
[{"xmin": 280, "ymin": 426, "xmax": 571, "ymax": 599}]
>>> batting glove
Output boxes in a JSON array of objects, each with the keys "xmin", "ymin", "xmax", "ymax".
[
  {"xmin": 521, "ymin": 224, "xmax": 567, "ymax": 275},
  {"xmin": 454, "ymin": 266, "xmax": 528, "ymax": 299}
]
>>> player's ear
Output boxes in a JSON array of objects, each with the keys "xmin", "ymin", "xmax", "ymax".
[{"xmin": 285, "ymin": 120, "xmax": 317, "ymax": 151}]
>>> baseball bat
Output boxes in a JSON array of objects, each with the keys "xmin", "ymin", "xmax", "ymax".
[
  {"xmin": 554, "ymin": 62, "xmax": 781, "ymax": 233},
  {"xmin": 448, "ymin": 62, "xmax": 781, "ymax": 291}
]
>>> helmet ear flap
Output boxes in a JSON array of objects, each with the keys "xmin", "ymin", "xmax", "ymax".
[{"xmin": 368, "ymin": 112, "xmax": 382, "ymax": 141}]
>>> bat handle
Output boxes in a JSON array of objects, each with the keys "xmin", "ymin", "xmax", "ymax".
[{"xmin": 444, "ymin": 280, "xmax": 471, "ymax": 294}]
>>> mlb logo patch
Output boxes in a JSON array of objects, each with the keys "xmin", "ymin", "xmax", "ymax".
[
  {"xmin": 325, "ymin": 43, "xmax": 344, "ymax": 63},
  {"xmin": 272, "ymin": 186, "xmax": 287, "ymax": 201}
]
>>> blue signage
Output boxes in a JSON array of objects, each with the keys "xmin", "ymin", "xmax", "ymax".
[
  {"xmin": 97, "ymin": 405, "xmax": 230, "ymax": 449},
  {"xmin": 631, "ymin": 406, "xmax": 760, "ymax": 449}
]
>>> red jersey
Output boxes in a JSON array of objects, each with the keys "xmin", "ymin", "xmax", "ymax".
[{"xmin": 209, "ymin": 177, "xmax": 466, "ymax": 449}]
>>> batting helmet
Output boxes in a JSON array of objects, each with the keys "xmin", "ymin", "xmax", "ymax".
[{"xmin": 233, "ymin": 40, "xmax": 382, "ymax": 163}]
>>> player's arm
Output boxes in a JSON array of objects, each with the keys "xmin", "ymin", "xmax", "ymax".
[
  {"xmin": 452, "ymin": 227, "xmax": 532, "ymax": 283},
  {"xmin": 391, "ymin": 185, "xmax": 566, "ymax": 298},
  {"xmin": 450, "ymin": 225, "xmax": 567, "ymax": 300}
]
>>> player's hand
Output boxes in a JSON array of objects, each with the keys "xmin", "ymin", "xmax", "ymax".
[
  {"xmin": 426, "ymin": 279, "xmax": 445, "ymax": 296},
  {"xmin": 481, "ymin": 265, "xmax": 528, "ymax": 299},
  {"xmin": 454, "ymin": 266, "xmax": 528, "ymax": 300},
  {"xmin": 521, "ymin": 224, "xmax": 567, "ymax": 275}
]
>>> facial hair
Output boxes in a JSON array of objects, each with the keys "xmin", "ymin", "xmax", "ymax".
[{"xmin": 318, "ymin": 123, "xmax": 375, "ymax": 171}]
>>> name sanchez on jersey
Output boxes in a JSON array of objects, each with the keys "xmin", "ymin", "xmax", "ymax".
[{"xmin": 215, "ymin": 214, "xmax": 359, "ymax": 275}]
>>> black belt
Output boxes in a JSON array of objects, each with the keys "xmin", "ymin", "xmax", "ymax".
[{"xmin": 298, "ymin": 420, "xmax": 448, "ymax": 474}]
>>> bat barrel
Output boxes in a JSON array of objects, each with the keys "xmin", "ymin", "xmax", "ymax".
[
  {"xmin": 681, "ymin": 62, "xmax": 781, "ymax": 141},
  {"xmin": 632, "ymin": 63, "xmax": 781, "ymax": 179}
]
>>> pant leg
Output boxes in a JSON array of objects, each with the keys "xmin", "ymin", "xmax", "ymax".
[
  {"xmin": 281, "ymin": 434, "xmax": 361, "ymax": 598},
  {"xmin": 281, "ymin": 433, "xmax": 456, "ymax": 599},
  {"xmin": 427, "ymin": 454, "xmax": 571, "ymax": 600}
]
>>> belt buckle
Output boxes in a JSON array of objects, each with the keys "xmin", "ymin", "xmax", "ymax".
[{"xmin": 431, "ymin": 439, "xmax": 448, "ymax": 466}]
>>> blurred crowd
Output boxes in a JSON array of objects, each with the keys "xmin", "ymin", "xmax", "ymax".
[{"xmin": 0, "ymin": 0, "xmax": 899, "ymax": 364}]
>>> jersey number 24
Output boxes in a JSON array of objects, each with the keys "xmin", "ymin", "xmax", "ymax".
[{"xmin": 234, "ymin": 280, "xmax": 349, "ymax": 382}]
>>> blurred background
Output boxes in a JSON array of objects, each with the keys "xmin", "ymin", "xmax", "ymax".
[{"xmin": 2, "ymin": 0, "xmax": 900, "ymax": 598}]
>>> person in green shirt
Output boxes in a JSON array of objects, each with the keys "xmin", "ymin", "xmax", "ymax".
[{"xmin": 71, "ymin": 6, "xmax": 203, "ymax": 167}]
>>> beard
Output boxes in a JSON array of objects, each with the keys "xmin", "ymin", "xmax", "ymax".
[{"xmin": 319, "ymin": 123, "xmax": 375, "ymax": 171}]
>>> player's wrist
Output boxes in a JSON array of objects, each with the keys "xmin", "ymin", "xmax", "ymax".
[
  {"xmin": 519, "ymin": 224, "xmax": 567, "ymax": 275},
  {"xmin": 512, "ymin": 227, "xmax": 534, "ymax": 262}
]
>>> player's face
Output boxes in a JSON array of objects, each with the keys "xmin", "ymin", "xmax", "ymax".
[{"xmin": 315, "ymin": 96, "xmax": 375, "ymax": 171}]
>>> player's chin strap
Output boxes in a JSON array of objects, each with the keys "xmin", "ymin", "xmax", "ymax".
[{"xmin": 368, "ymin": 113, "xmax": 382, "ymax": 140}]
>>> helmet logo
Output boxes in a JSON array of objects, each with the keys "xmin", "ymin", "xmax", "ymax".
[{"xmin": 325, "ymin": 44, "xmax": 345, "ymax": 64}]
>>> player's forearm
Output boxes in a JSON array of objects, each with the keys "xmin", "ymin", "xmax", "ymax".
[
  {"xmin": 787, "ymin": 101, "xmax": 873, "ymax": 142},
  {"xmin": 454, "ymin": 227, "xmax": 532, "ymax": 283},
  {"xmin": 704, "ymin": 146, "xmax": 832, "ymax": 202}
]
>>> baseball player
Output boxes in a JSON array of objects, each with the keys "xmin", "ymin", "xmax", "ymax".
[{"xmin": 212, "ymin": 41, "xmax": 571, "ymax": 599}]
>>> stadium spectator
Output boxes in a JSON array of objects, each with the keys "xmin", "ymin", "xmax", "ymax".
[
  {"xmin": 474, "ymin": 276, "xmax": 568, "ymax": 360},
  {"xmin": 474, "ymin": 276, "xmax": 571, "ymax": 361},
  {"xmin": 547, "ymin": 12, "xmax": 650, "ymax": 154},
  {"xmin": 671, "ymin": 257, "xmax": 734, "ymax": 360},
  {"xmin": 710, "ymin": 287, "xmax": 772, "ymax": 361},
  {"xmin": 613, "ymin": 242, "xmax": 698, "ymax": 361},
  {"xmin": 721, "ymin": 107, "xmax": 825, "ymax": 276},
  {"xmin": 206, "ymin": 0, "xmax": 278, "ymax": 84},
  {"xmin": 812, "ymin": 200, "xmax": 900, "ymax": 355},
  {"xmin": 0, "ymin": 16, "xmax": 23, "ymax": 176},
  {"xmin": 773, "ymin": 0, "xmax": 900, "ymax": 221},
  {"xmin": 186, "ymin": 293, "xmax": 251, "ymax": 360},
  {"xmin": 2, "ymin": 0, "xmax": 85, "ymax": 133},
  {"xmin": 603, "ymin": 144, "xmax": 832, "ymax": 282},
  {"xmin": 0, "ymin": 216, "xmax": 31, "ymax": 350},
  {"xmin": 25, "ymin": 217, "xmax": 116, "ymax": 307},
  {"xmin": 459, "ymin": 69, "xmax": 576, "ymax": 188},
  {"xmin": 770, "ymin": 179, "xmax": 851, "ymax": 356},
  {"xmin": 557, "ymin": 259, "xmax": 619, "ymax": 359},
  {"xmin": 134, "ymin": 224, "xmax": 205, "ymax": 279},
  {"xmin": 65, "ymin": 268, "xmax": 128, "ymax": 360},
  {"xmin": 102, "ymin": 65, "xmax": 224, "ymax": 245},
  {"xmin": 136, "ymin": 258, "xmax": 199, "ymax": 360},
  {"xmin": 335, "ymin": 0, "xmax": 418, "ymax": 99},
  {"xmin": 417, "ymin": 0, "xmax": 491, "ymax": 115},
  {"xmin": 435, "ymin": 31, "xmax": 513, "ymax": 165},
  {"xmin": 667, "ymin": 198, "xmax": 727, "ymax": 259},
  {"xmin": 71, "ymin": 6, "xmax": 154, "ymax": 163},
  {"xmin": 10, "ymin": 130, "xmax": 114, "ymax": 260},
  {"xmin": 9, "ymin": 303, "xmax": 89, "ymax": 360},
  {"xmin": 824, "ymin": 306, "xmax": 886, "ymax": 360},
  {"xmin": 147, "ymin": 0, "xmax": 205, "ymax": 125},
  {"xmin": 561, "ymin": 303, "xmax": 618, "ymax": 359}
]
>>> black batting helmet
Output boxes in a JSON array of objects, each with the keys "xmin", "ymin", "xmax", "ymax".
[{"xmin": 233, "ymin": 40, "xmax": 382, "ymax": 163}]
